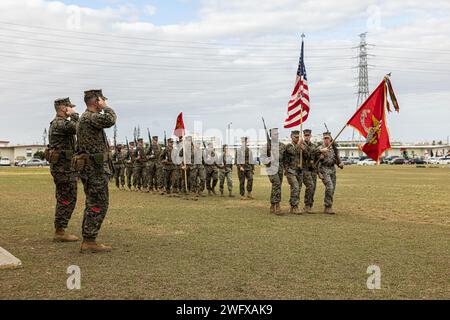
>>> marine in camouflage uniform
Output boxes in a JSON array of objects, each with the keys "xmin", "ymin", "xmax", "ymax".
[
  {"xmin": 176, "ymin": 137, "xmax": 187, "ymax": 194},
  {"xmin": 76, "ymin": 89, "xmax": 116, "ymax": 252},
  {"xmin": 218, "ymin": 144, "xmax": 234, "ymax": 197},
  {"xmin": 160, "ymin": 138, "xmax": 179, "ymax": 195},
  {"xmin": 112, "ymin": 144, "xmax": 126, "ymax": 190},
  {"xmin": 125, "ymin": 141, "xmax": 135, "ymax": 190},
  {"xmin": 284, "ymin": 130, "xmax": 313, "ymax": 214},
  {"xmin": 318, "ymin": 131, "xmax": 343, "ymax": 214},
  {"xmin": 188, "ymin": 141, "xmax": 206, "ymax": 197},
  {"xmin": 133, "ymin": 138, "xmax": 146, "ymax": 191},
  {"xmin": 263, "ymin": 128, "xmax": 285, "ymax": 215},
  {"xmin": 301, "ymin": 129, "xmax": 320, "ymax": 213},
  {"xmin": 205, "ymin": 142, "xmax": 218, "ymax": 195},
  {"xmin": 236, "ymin": 137, "xmax": 255, "ymax": 200},
  {"xmin": 47, "ymin": 97, "xmax": 79, "ymax": 242},
  {"xmin": 145, "ymin": 136, "xmax": 162, "ymax": 193}
]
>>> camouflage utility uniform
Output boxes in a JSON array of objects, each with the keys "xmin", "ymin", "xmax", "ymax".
[
  {"xmin": 265, "ymin": 142, "xmax": 286, "ymax": 210},
  {"xmin": 125, "ymin": 146, "xmax": 135, "ymax": 190},
  {"xmin": 112, "ymin": 147, "xmax": 126, "ymax": 189},
  {"xmin": 76, "ymin": 106, "xmax": 116, "ymax": 240},
  {"xmin": 218, "ymin": 150, "xmax": 233, "ymax": 196},
  {"xmin": 160, "ymin": 144, "xmax": 179, "ymax": 194},
  {"xmin": 205, "ymin": 147, "xmax": 218, "ymax": 194},
  {"xmin": 302, "ymin": 141, "xmax": 320, "ymax": 210},
  {"xmin": 133, "ymin": 144, "xmax": 146, "ymax": 190},
  {"xmin": 48, "ymin": 113, "xmax": 79, "ymax": 230},
  {"xmin": 188, "ymin": 144, "xmax": 206, "ymax": 195},
  {"xmin": 319, "ymin": 147, "xmax": 338, "ymax": 210},
  {"xmin": 284, "ymin": 141, "xmax": 313, "ymax": 213},
  {"xmin": 236, "ymin": 144, "xmax": 254, "ymax": 198},
  {"xmin": 146, "ymin": 142, "xmax": 162, "ymax": 192}
]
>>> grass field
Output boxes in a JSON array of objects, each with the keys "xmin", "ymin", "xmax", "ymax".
[{"xmin": 0, "ymin": 165, "xmax": 449, "ymax": 300}]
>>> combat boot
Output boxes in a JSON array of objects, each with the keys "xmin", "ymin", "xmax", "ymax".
[
  {"xmin": 228, "ymin": 191, "xmax": 235, "ymax": 198},
  {"xmin": 247, "ymin": 192, "xmax": 254, "ymax": 200},
  {"xmin": 80, "ymin": 239, "xmax": 112, "ymax": 253},
  {"xmin": 289, "ymin": 205, "xmax": 295, "ymax": 214},
  {"xmin": 53, "ymin": 229, "xmax": 79, "ymax": 242},
  {"xmin": 220, "ymin": 190, "xmax": 224, "ymax": 197},
  {"xmin": 270, "ymin": 204, "xmax": 275, "ymax": 214},
  {"xmin": 291, "ymin": 206, "xmax": 302, "ymax": 215},
  {"xmin": 324, "ymin": 207, "xmax": 335, "ymax": 215},
  {"xmin": 208, "ymin": 190, "xmax": 212, "ymax": 196},
  {"xmin": 275, "ymin": 203, "xmax": 283, "ymax": 216},
  {"xmin": 304, "ymin": 206, "xmax": 313, "ymax": 214},
  {"xmin": 240, "ymin": 195, "xmax": 247, "ymax": 200},
  {"xmin": 212, "ymin": 189, "xmax": 217, "ymax": 195}
]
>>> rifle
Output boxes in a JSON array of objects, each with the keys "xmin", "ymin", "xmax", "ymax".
[
  {"xmin": 147, "ymin": 128, "xmax": 153, "ymax": 157},
  {"xmin": 113, "ymin": 125, "xmax": 118, "ymax": 161},
  {"xmin": 164, "ymin": 130, "xmax": 167, "ymax": 148},
  {"xmin": 133, "ymin": 127, "xmax": 138, "ymax": 146},
  {"xmin": 125, "ymin": 137, "xmax": 131, "ymax": 160},
  {"xmin": 262, "ymin": 117, "xmax": 271, "ymax": 157}
]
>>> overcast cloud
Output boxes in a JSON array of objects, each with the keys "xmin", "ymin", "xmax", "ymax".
[{"xmin": 0, "ymin": 0, "xmax": 449, "ymax": 145}]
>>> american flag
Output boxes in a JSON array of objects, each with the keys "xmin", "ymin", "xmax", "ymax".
[{"xmin": 284, "ymin": 38, "xmax": 310, "ymax": 128}]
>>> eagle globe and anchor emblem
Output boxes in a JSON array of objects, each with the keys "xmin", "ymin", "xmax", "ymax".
[{"xmin": 360, "ymin": 108, "xmax": 383, "ymax": 145}]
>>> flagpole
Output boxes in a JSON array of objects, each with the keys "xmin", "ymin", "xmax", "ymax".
[
  {"xmin": 182, "ymin": 135, "xmax": 188, "ymax": 194},
  {"xmin": 300, "ymin": 106, "xmax": 303, "ymax": 168}
]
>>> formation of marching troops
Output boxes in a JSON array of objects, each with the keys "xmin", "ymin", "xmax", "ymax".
[
  {"xmin": 111, "ymin": 127, "xmax": 343, "ymax": 216},
  {"xmin": 46, "ymin": 90, "xmax": 343, "ymax": 253},
  {"xmin": 112, "ymin": 136, "xmax": 254, "ymax": 199}
]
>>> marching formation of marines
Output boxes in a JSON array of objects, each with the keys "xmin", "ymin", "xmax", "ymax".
[{"xmin": 46, "ymin": 90, "xmax": 343, "ymax": 253}]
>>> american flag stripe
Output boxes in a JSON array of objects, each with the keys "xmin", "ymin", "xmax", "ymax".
[{"xmin": 284, "ymin": 39, "xmax": 310, "ymax": 129}]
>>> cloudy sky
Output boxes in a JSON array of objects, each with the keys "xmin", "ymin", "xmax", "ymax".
[{"xmin": 0, "ymin": 0, "xmax": 449, "ymax": 145}]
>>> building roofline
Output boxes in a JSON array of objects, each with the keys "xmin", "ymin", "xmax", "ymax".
[{"xmin": 0, "ymin": 144, "xmax": 46, "ymax": 148}]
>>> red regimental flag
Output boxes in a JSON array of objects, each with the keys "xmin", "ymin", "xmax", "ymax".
[
  {"xmin": 173, "ymin": 112, "xmax": 185, "ymax": 138},
  {"xmin": 347, "ymin": 79, "xmax": 392, "ymax": 162}
]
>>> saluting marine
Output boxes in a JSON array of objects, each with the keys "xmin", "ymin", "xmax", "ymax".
[
  {"xmin": 47, "ymin": 97, "xmax": 79, "ymax": 242},
  {"xmin": 75, "ymin": 89, "xmax": 116, "ymax": 253}
]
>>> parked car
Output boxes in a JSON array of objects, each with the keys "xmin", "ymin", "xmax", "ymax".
[
  {"xmin": 436, "ymin": 156, "xmax": 450, "ymax": 165},
  {"xmin": 348, "ymin": 157, "xmax": 360, "ymax": 164},
  {"xmin": 0, "ymin": 157, "xmax": 11, "ymax": 166},
  {"xmin": 341, "ymin": 157, "xmax": 353, "ymax": 165},
  {"xmin": 392, "ymin": 158, "xmax": 407, "ymax": 165},
  {"xmin": 409, "ymin": 158, "xmax": 426, "ymax": 165},
  {"xmin": 14, "ymin": 156, "xmax": 26, "ymax": 166},
  {"xmin": 18, "ymin": 159, "xmax": 48, "ymax": 167},
  {"xmin": 426, "ymin": 157, "xmax": 439, "ymax": 164},
  {"xmin": 357, "ymin": 159, "xmax": 376, "ymax": 166},
  {"xmin": 384, "ymin": 156, "xmax": 399, "ymax": 164}
]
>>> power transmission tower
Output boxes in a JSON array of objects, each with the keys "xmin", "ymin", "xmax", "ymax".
[{"xmin": 353, "ymin": 32, "xmax": 370, "ymax": 141}]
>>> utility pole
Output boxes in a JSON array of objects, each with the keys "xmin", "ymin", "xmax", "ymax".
[{"xmin": 353, "ymin": 32, "xmax": 370, "ymax": 142}]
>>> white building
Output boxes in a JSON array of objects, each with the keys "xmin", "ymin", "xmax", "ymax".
[{"xmin": 0, "ymin": 141, "xmax": 46, "ymax": 164}]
